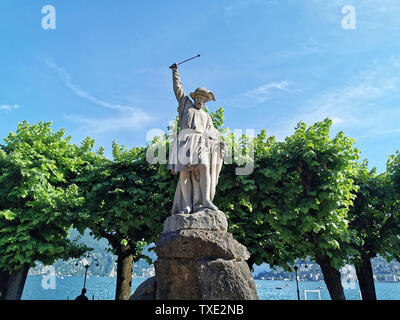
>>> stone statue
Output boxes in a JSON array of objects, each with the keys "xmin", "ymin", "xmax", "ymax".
[{"xmin": 168, "ymin": 63, "xmax": 225, "ymax": 215}]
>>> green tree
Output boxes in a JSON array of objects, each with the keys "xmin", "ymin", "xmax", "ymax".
[
  {"xmin": 348, "ymin": 160, "xmax": 400, "ymax": 300},
  {"xmin": 388, "ymin": 150, "xmax": 400, "ymax": 194},
  {"xmin": 76, "ymin": 141, "xmax": 174, "ymax": 300},
  {"xmin": 261, "ymin": 119, "xmax": 359, "ymax": 300},
  {"xmin": 216, "ymin": 129, "xmax": 302, "ymax": 270},
  {"xmin": 207, "ymin": 111, "xmax": 359, "ymax": 300},
  {"xmin": 217, "ymin": 118, "xmax": 359, "ymax": 299},
  {"xmin": 0, "ymin": 121, "xmax": 89, "ymax": 299},
  {"xmin": 206, "ymin": 111, "xmax": 362, "ymax": 299}
]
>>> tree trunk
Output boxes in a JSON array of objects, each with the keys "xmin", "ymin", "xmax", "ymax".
[
  {"xmin": 316, "ymin": 254, "xmax": 346, "ymax": 300},
  {"xmin": 246, "ymin": 255, "xmax": 256, "ymax": 272},
  {"xmin": 0, "ymin": 264, "xmax": 30, "ymax": 300},
  {"xmin": 0, "ymin": 269, "xmax": 11, "ymax": 300},
  {"xmin": 355, "ymin": 254, "xmax": 376, "ymax": 300},
  {"xmin": 115, "ymin": 245, "xmax": 133, "ymax": 300}
]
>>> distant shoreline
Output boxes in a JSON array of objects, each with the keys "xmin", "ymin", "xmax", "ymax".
[{"xmin": 27, "ymin": 274, "xmax": 400, "ymax": 284}]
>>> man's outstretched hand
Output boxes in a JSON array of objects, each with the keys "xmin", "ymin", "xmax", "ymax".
[{"xmin": 169, "ymin": 63, "xmax": 178, "ymax": 70}]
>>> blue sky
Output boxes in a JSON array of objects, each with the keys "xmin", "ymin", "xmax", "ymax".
[{"xmin": 1, "ymin": 0, "xmax": 400, "ymax": 171}]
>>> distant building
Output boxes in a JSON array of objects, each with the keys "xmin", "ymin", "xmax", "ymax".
[{"xmin": 384, "ymin": 274, "xmax": 397, "ymax": 282}]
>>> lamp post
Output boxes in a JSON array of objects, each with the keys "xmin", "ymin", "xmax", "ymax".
[
  {"xmin": 294, "ymin": 265, "xmax": 300, "ymax": 300},
  {"xmin": 76, "ymin": 254, "xmax": 99, "ymax": 290},
  {"xmin": 293, "ymin": 260, "xmax": 308, "ymax": 300}
]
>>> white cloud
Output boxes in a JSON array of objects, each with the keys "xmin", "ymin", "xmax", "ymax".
[
  {"xmin": 246, "ymin": 81, "xmax": 290, "ymax": 95},
  {"xmin": 45, "ymin": 59, "xmax": 134, "ymax": 112},
  {"xmin": 228, "ymin": 80, "xmax": 291, "ymax": 107},
  {"xmin": 282, "ymin": 65, "xmax": 400, "ymax": 139},
  {"xmin": 0, "ymin": 104, "xmax": 20, "ymax": 111},
  {"xmin": 244, "ymin": 81, "xmax": 290, "ymax": 103},
  {"xmin": 64, "ymin": 109, "xmax": 153, "ymax": 134},
  {"xmin": 45, "ymin": 59, "xmax": 154, "ymax": 134}
]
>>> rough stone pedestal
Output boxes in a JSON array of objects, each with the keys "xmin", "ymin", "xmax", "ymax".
[{"xmin": 151, "ymin": 209, "xmax": 258, "ymax": 300}]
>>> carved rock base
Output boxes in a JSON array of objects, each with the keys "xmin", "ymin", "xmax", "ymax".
[{"xmin": 131, "ymin": 210, "xmax": 258, "ymax": 300}]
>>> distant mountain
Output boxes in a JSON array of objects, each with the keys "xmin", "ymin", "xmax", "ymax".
[{"xmin": 252, "ymin": 263, "xmax": 271, "ymax": 275}]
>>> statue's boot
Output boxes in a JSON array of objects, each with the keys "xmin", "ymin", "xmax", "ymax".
[
  {"xmin": 203, "ymin": 200, "xmax": 218, "ymax": 211},
  {"xmin": 179, "ymin": 206, "xmax": 191, "ymax": 215}
]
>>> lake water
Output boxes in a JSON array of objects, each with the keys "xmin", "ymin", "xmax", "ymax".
[{"xmin": 21, "ymin": 276, "xmax": 400, "ymax": 300}]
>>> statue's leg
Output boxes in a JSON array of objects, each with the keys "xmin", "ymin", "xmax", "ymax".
[
  {"xmin": 199, "ymin": 164, "xmax": 218, "ymax": 211},
  {"xmin": 171, "ymin": 183, "xmax": 180, "ymax": 214},
  {"xmin": 179, "ymin": 170, "xmax": 192, "ymax": 214},
  {"xmin": 191, "ymin": 167, "xmax": 202, "ymax": 212}
]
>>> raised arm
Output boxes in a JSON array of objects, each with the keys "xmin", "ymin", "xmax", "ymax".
[{"xmin": 170, "ymin": 63, "xmax": 186, "ymax": 102}]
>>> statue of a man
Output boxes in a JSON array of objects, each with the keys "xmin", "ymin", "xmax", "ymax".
[{"xmin": 168, "ymin": 63, "xmax": 225, "ymax": 215}]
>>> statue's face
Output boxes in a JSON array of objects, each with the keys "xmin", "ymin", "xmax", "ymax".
[{"xmin": 194, "ymin": 95, "xmax": 208, "ymax": 109}]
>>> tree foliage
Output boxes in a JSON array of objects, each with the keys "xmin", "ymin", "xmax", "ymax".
[
  {"xmin": 348, "ymin": 160, "xmax": 400, "ymax": 264},
  {"xmin": 263, "ymin": 119, "xmax": 360, "ymax": 268},
  {"xmin": 0, "ymin": 121, "xmax": 90, "ymax": 272},
  {"xmin": 76, "ymin": 140, "xmax": 174, "ymax": 262},
  {"xmin": 215, "ymin": 117, "xmax": 360, "ymax": 273}
]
